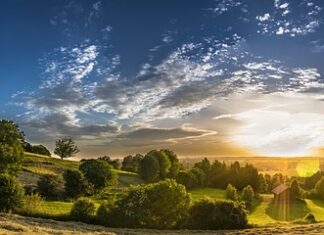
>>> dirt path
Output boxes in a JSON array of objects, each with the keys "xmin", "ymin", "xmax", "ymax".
[{"xmin": 1, "ymin": 213, "xmax": 324, "ymax": 235}]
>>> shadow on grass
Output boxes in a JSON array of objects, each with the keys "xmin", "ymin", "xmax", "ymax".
[
  {"xmin": 249, "ymin": 199, "xmax": 262, "ymax": 213},
  {"xmin": 266, "ymin": 199, "xmax": 310, "ymax": 221},
  {"xmin": 310, "ymin": 198, "xmax": 324, "ymax": 208}
]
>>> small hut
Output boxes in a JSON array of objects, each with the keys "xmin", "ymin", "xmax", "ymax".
[{"xmin": 271, "ymin": 184, "xmax": 290, "ymax": 202}]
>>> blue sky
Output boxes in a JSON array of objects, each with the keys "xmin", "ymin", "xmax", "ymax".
[{"xmin": 1, "ymin": 0, "xmax": 324, "ymax": 158}]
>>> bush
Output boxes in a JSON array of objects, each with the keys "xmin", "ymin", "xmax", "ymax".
[
  {"xmin": 315, "ymin": 176, "xmax": 324, "ymax": 199},
  {"xmin": 186, "ymin": 199, "xmax": 248, "ymax": 230},
  {"xmin": 242, "ymin": 185, "xmax": 254, "ymax": 202},
  {"xmin": 96, "ymin": 200, "xmax": 116, "ymax": 225},
  {"xmin": 304, "ymin": 213, "xmax": 316, "ymax": 223},
  {"xmin": 63, "ymin": 169, "xmax": 87, "ymax": 198},
  {"xmin": 0, "ymin": 174, "xmax": 24, "ymax": 212},
  {"xmin": 80, "ymin": 159, "xmax": 117, "ymax": 192},
  {"xmin": 37, "ymin": 174, "xmax": 63, "ymax": 198},
  {"xmin": 226, "ymin": 184, "xmax": 238, "ymax": 201},
  {"xmin": 71, "ymin": 198, "xmax": 96, "ymax": 222},
  {"xmin": 109, "ymin": 179, "xmax": 191, "ymax": 229},
  {"xmin": 16, "ymin": 193, "xmax": 46, "ymax": 216}
]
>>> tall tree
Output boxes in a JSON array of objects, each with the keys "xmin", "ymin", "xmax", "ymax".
[
  {"xmin": 0, "ymin": 120, "xmax": 25, "ymax": 174},
  {"xmin": 54, "ymin": 138, "xmax": 79, "ymax": 159}
]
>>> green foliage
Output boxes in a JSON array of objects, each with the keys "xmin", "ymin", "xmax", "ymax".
[
  {"xmin": 54, "ymin": 138, "xmax": 79, "ymax": 159},
  {"xmin": 226, "ymin": 184, "xmax": 238, "ymax": 201},
  {"xmin": 0, "ymin": 120, "xmax": 25, "ymax": 174},
  {"xmin": 138, "ymin": 153, "xmax": 160, "ymax": 182},
  {"xmin": 315, "ymin": 176, "xmax": 324, "ymax": 200},
  {"xmin": 63, "ymin": 169, "xmax": 87, "ymax": 198},
  {"xmin": 79, "ymin": 159, "xmax": 117, "ymax": 192},
  {"xmin": 242, "ymin": 185, "xmax": 254, "ymax": 202},
  {"xmin": 109, "ymin": 179, "xmax": 191, "ymax": 229},
  {"xmin": 24, "ymin": 142, "xmax": 51, "ymax": 156},
  {"xmin": 257, "ymin": 174, "xmax": 268, "ymax": 193},
  {"xmin": 121, "ymin": 154, "xmax": 143, "ymax": 172},
  {"xmin": 16, "ymin": 193, "xmax": 45, "ymax": 216},
  {"xmin": 98, "ymin": 156, "xmax": 121, "ymax": 169},
  {"xmin": 0, "ymin": 174, "xmax": 24, "ymax": 212},
  {"xmin": 37, "ymin": 174, "xmax": 63, "ymax": 198},
  {"xmin": 138, "ymin": 150, "xmax": 181, "ymax": 182},
  {"xmin": 186, "ymin": 198, "xmax": 248, "ymax": 229},
  {"xmin": 290, "ymin": 179, "xmax": 301, "ymax": 200},
  {"xmin": 96, "ymin": 200, "xmax": 116, "ymax": 225},
  {"xmin": 71, "ymin": 198, "xmax": 96, "ymax": 222},
  {"xmin": 176, "ymin": 171, "xmax": 198, "ymax": 189},
  {"xmin": 305, "ymin": 171, "xmax": 323, "ymax": 189}
]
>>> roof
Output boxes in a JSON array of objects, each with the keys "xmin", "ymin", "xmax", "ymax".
[{"xmin": 271, "ymin": 184, "xmax": 289, "ymax": 195}]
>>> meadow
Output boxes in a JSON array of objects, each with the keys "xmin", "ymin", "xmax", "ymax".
[{"xmin": 15, "ymin": 152, "xmax": 324, "ymax": 227}]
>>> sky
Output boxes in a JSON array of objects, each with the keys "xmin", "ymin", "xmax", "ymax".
[{"xmin": 1, "ymin": 0, "xmax": 324, "ymax": 158}]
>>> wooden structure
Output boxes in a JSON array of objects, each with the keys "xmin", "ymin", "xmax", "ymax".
[{"xmin": 271, "ymin": 184, "xmax": 290, "ymax": 202}]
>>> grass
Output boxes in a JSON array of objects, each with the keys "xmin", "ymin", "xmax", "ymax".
[{"xmin": 189, "ymin": 188, "xmax": 226, "ymax": 201}]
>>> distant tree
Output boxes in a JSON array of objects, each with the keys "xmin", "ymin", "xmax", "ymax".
[
  {"xmin": 54, "ymin": 138, "xmax": 79, "ymax": 159},
  {"xmin": 190, "ymin": 167, "xmax": 206, "ymax": 187},
  {"xmin": 0, "ymin": 174, "xmax": 24, "ymax": 212},
  {"xmin": 121, "ymin": 154, "xmax": 143, "ymax": 172},
  {"xmin": 30, "ymin": 145, "xmax": 51, "ymax": 156},
  {"xmin": 63, "ymin": 169, "xmax": 87, "ymax": 198},
  {"xmin": 226, "ymin": 184, "xmax": 238, "ymax": 201},
  {"xmin": 176, "ymin": 171, "xmax": 198, "ymax": 189},
  {"xmin": 290, "ymin": 179, "xmax": 301, "ymax": 200},
  {"xmin": 242, "ymin": 185, "xmax": 254, "ymax": 202},
  {"xmin": 139, "ymin": 153, "xmax": 160, "ymax": 182},
  {"xmin": 315, "ymin": 176, "xmax": 324, "ymax": 199},
  {"xmin": 162, "ymin": 149, "xmax": 180, "ymax": 178},
  {"xmin": 194, "ymin": 158, "xmax": 211, "ymax": 175},
  {"xmin": 257, "ymin": 174, "xmax": 268, "ymax": 193},
  {"xmin": 37, "ymin": 174, "xmax": 63, "ymax": 198},
  {"xmin": 79, "ymin": 159, "xmax": 117, "ymax": 192},
  {"xmin": 186, "ymin": 198, "xmax": 247, "ymax": 230},
  {"xmin": 0, "ymin": 120, "xmax": 25, "ymax": 174},
  {"xmin": 98, "ymin": 156, "xmax": 121, "ymax": 169},
  {"xmin": 109, "ymin": 179, "xmax": 191, "ymax": 229}
]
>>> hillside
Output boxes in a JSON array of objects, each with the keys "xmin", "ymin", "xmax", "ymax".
[{"xmin": 2, "ymin": 213, "xmax": 324, "ymax": 235}]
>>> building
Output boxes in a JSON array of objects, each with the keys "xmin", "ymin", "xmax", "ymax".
[{"xmin": 271, "ymin": 184, "xmax": 290, "ymax": 202}]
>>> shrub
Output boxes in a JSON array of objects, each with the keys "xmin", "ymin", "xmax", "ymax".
[
  {"xmin": 315, "ymin": 176, "xmax": 324, "ymax": 200},
  {"xmin": 63, "ymin": 169, "xmax": 87, "ymax": 198},
  {"xmin": 0, "ymin": 174, "xmax": 24, "ymax": 212},
  {"xmin": 242, "ymin": 185, "xmax": 254, "ymax": 202},
  {"xmin": 71, "ymin": 198, "xmax": 96, "ymax": 222},
  {"xmin": 186, "ymin": 198, "xmax": 248, "ymax": 230},
  {"xmin": 80, "ymin": 159, "xmax": 117, "ymax": 192},
  {"xmin": 96, "ymin": 200, "xmax": 116, "ymax": 225},
  {"xmin": 37, "ymin": 174, "xmax": 63, "ymax": 198},
  {"xmin": 290, "ymin": 179, "xmax": 301, "ymax": 199},
  {"xmin": 109, "ymin": 179, "xmax": 191, "ymax": 229},
  {"xmin": 16, "ymin": 193, "xmax": 45, "ymax": 216},
  {"xmin": 304, "ymin": 213, "xmax": 316, "ymax": 223},
  {"xmin": 226, "ymin": 184, "xmax": 238, "ymax": 201}
]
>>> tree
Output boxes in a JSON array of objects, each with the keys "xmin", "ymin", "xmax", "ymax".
[
  {"xmin": 121, "ymin": 154, "xmax": 143, "ymax": 172},
  {"xmin": 98, "ymin": 156, "xmax": 121, "ymax": 169},
  {"xmin": 176, "ymin": 171, "xmax": 198, "ymax": 189},
  {"xmin": 0, "ymin": 120, "xmax": 25, "ymax": 174},
  {"xmin": 139, "ymin": 153, "xmax": 160, "ymax": 182},
  {"xmin": 79, "ymin": 159, "xmax": 117, "ymax": 192},
  {"xmin": 54, "ymin": 138, "xmax": 79, "ymax": 159},
  {"xmin": 242, "ymin": 185, "xmax": 254, "ymax": 202},
  {"xmin": 109, "ymin": 179, "xmax": 191, "ymax": 229},
  {"xmin": 37, "ymin": 174, "xmax": 63, "ymax": 198},
  {"xmin": 63, "ymin": 169, "xmax": 87, "ymax": 198},
  {"xmin": 226, "ymin": 184, "xmax": 238, "ymax": 201},
  {"xmin": 315, "ymin": 176, "xmax": 324, "ymax": 199},
  {"xmin": 290, "ymin": 179, "xmax": 301, "ymax": 200},
  {"xmin": 186, "ymin": 198, "xmax": 247, "ymax": 230},
  {"xmin": 162, "ymin": 149, "xmax": 180, "ymax": 178},
  {"xmin": 30, "ymin": 145, "xmax": 51, "ymax": 156},
  {"xmin": 257, "ymin": 174, "xmax": 268, "ymax": 193},
  {"xmin": 0, "ymin": 174, "xmax": 24, "ymax": 212}
]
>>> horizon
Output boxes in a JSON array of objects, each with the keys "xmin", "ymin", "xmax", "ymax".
[{"xmin": 1, "ymin": 0, "xmax": 324, "ymax": 158}]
